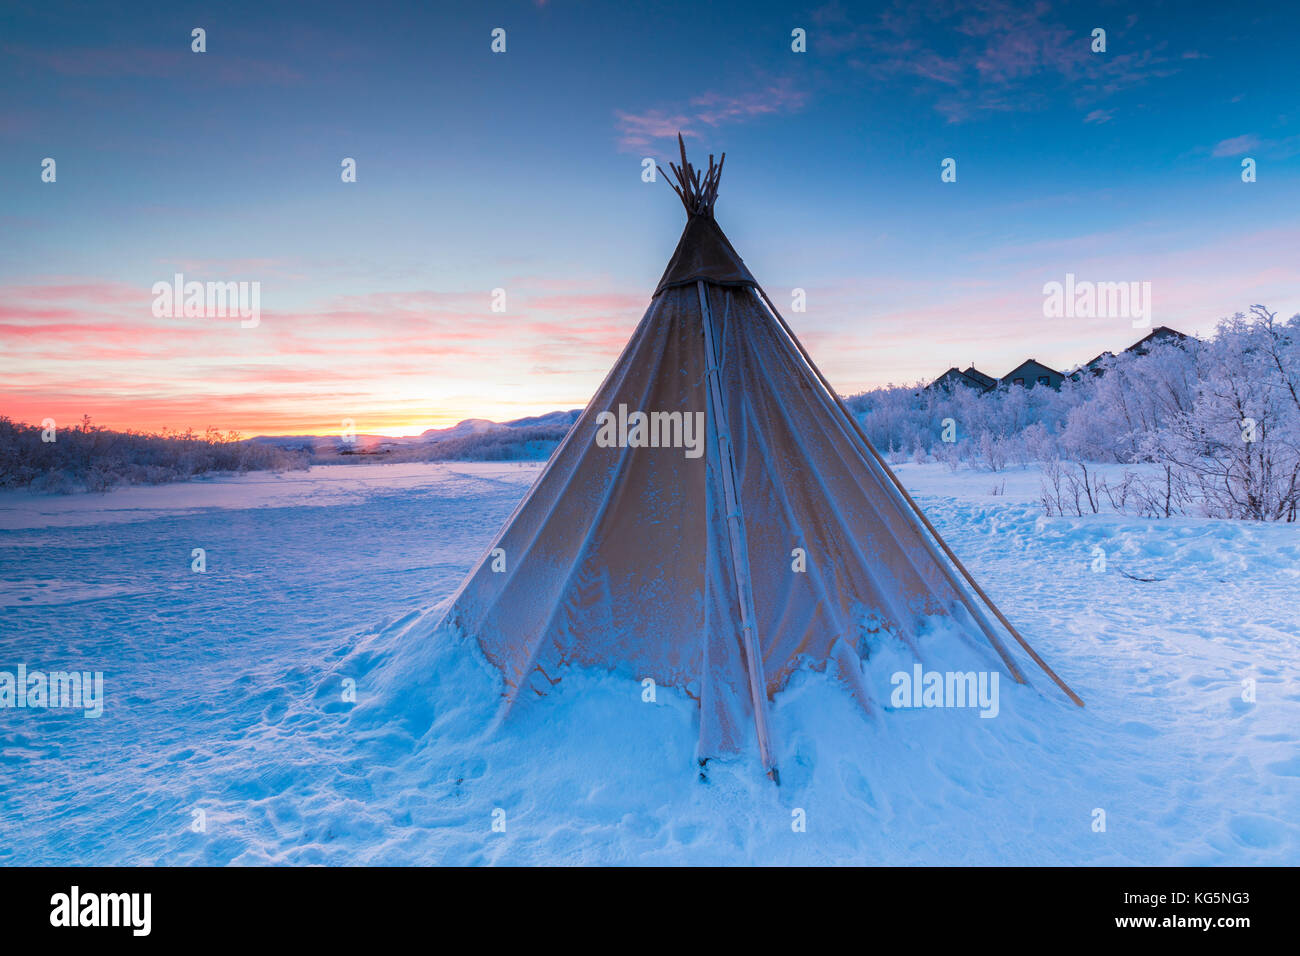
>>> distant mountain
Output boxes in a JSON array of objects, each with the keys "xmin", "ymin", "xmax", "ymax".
[
  {"xmin": 418, "ymin": 418, "xmax": 497, "ymax": 441},
  {"xmin": 249, "ymin": 410, "xmax": 583, "ymax": 463}
]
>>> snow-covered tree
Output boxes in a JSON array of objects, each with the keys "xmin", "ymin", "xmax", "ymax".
[{"xmin": 1151, "ymin": 307, "xmax": 1299, "ymax": 520}]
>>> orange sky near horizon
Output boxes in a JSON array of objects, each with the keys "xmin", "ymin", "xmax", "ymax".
[
  {"xmin": 6, "ymin": 237, "xmax": 1299, "ymax": 439},
  {"xmin": 0, "ymin": 396, "xmax": 579, "ymax": 439},
  {"xmin": 0, "ymin": 279, "xmax": 639, "ymax": 437}
]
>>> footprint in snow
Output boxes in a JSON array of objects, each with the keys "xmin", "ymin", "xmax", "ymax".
[
  {"xmin": 1227, "ymin": 814, "xmax": 1286, "ymax": 850},
  {"xmin": 1118, "ymin": 721, "xmax": 1161, "ymax": 738},
  {"xmin": 1265, "ymin": 756, "xmax": 1300, "ymax": 777}
]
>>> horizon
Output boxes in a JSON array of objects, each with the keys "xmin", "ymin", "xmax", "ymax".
[
  {"xmin": 4, "ymin": 0, "xmax": 1299, "ymax": 436},
  {"xmin": 3, "ymin": 320, "xmax": 1194, "ymax": 440}
]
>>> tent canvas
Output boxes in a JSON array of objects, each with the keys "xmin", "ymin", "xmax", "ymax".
[{"xmin": 442, "ymin": 139, "xmax": 1081, "ymax": 779}]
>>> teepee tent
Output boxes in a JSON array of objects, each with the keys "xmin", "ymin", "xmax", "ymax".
[{"xmin": 444, "ymin": 138, "xmax": 1081, "ymax": 780}]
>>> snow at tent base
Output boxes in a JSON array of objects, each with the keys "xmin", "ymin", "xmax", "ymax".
[{"xmin": 1, "ymin": 461, "xmax": 1296, "ymax": 865}]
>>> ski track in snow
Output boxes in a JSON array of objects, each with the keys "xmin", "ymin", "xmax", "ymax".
[{"xmin": 0, "ymin": 461, "xmax": 1296, "ymax": 865}]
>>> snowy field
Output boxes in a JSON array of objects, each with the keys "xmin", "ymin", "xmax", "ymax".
[{"xmin": 1, "ymin": 461, "xmax": 1297, "ymax": 865}]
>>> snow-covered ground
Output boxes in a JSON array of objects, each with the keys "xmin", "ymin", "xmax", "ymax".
[{"xmin": 1, "ymin": 461, "xmax": 1296, "ymax": 865}]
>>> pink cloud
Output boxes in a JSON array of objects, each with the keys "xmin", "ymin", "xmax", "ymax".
[
  {"xmin": 523, "ymin": 292, "xmax": 645, "ymax": 313},
  {"xmin": 1211, "ymin": 134, "xmax": 1261, "ymax": 157},
  {"xmin": 689, "ymin": 84, "xmax": 809, "ymax": 126},
  {"xmin": 616, "ymin": 81, "xmax": 808, "ymax": 150},
  {"xmin": 825, "ymin": 0, "xmax": 1182, "ymax": 123},
  {"xmin": 615, "ymin": 109, "xmax": 698, "ymax": 150}
]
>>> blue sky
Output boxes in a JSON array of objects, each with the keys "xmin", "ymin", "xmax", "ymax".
[{"xmin": 3, "ymin": 0, "xmax": 1298, "ymax": 434}]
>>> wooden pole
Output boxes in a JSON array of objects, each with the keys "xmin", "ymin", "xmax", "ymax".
[{"xmin": 698, "ymin": 281, "xmax": 780, "ymax": 780}]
